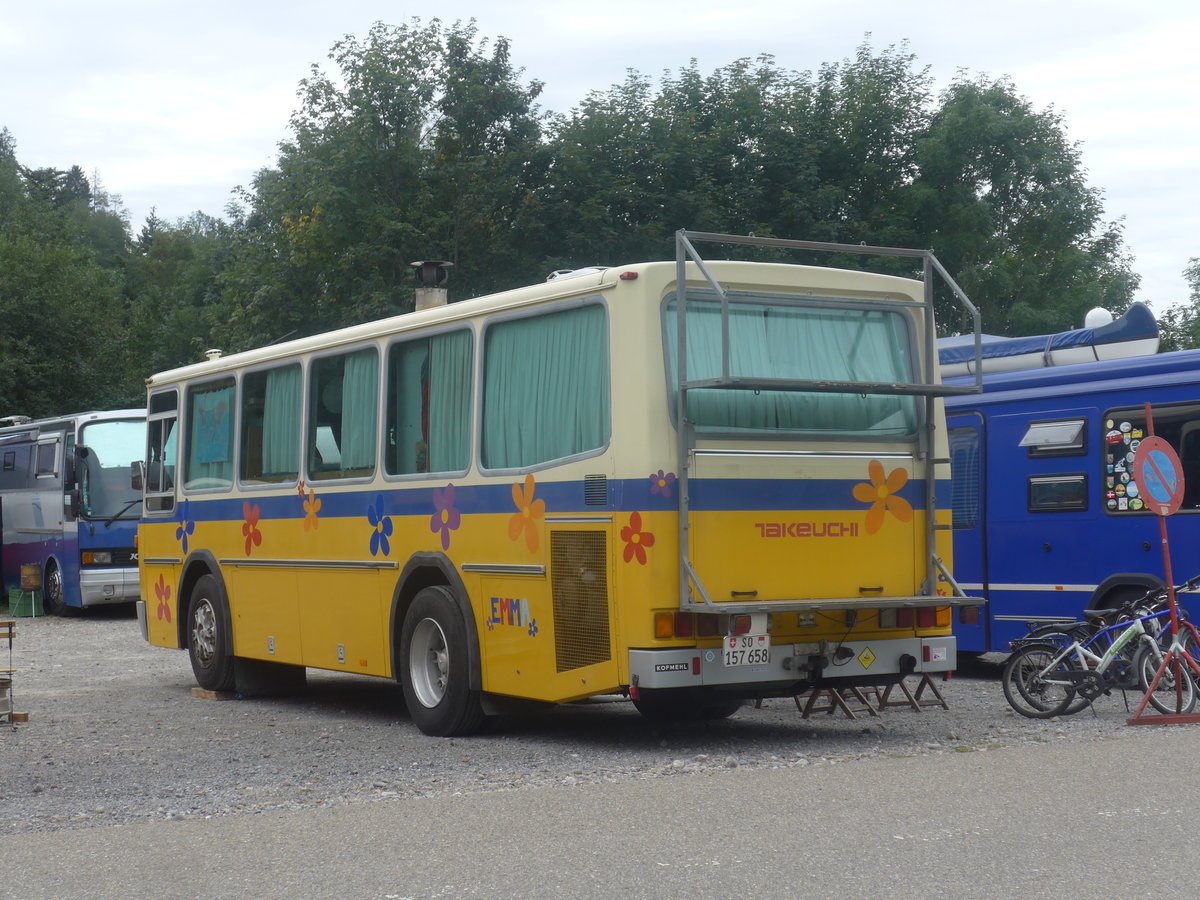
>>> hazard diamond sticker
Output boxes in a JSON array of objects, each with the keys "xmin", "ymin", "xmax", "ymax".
[{"xmin": 858, "ymin": 646, "xmax": 876, "ymax": 668}]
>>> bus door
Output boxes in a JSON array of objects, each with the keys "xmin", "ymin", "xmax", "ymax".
[
  {"xmin": 948, "ymin": 411, "xmax": 988, "ymax": 653},
  {"xmin": 983, "ymin": 407, "xmax": 1094, "ymax": 651}
]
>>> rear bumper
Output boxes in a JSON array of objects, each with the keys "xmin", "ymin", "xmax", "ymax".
[{"xmin": 629, "ymin": 635, "xmax": 955, "ymax": 691}]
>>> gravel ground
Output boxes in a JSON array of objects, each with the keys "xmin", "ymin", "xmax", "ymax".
[{"xmin": 0, "ymin": 603, "xmax": 1165, "ymax": 834}]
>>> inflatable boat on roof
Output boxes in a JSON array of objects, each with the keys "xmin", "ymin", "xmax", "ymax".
[{"xmin": 937, "ymin": 301, "xmax": 1159, "ymax": 377}]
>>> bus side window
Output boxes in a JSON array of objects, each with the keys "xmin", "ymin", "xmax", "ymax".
[
  {"xmin": 308, "ymin": 347, "xmax": 378, "ymax": 481},
  {"xmin": 146, "ymin": 390, "xmax": 179, "ymax": 513},
  {"xmin": 387, "ymin": 330, "xmax": 472, "ymax": 476},
  {"xmin": 240, "ymin": 365, "xmax": 301, "ymax": 484},
  {"xmin": 35, "ymin": 440, "xmax": 59, "ymax": 478},
  {"xmin": 184, "ymin": 379, "xmax": 235, "ymax": 491}
]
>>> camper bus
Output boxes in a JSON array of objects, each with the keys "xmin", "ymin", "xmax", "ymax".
[
  {"xmin": 0, "ymin": 409, "xmax": 146, "ymax": 615},
  {"xmin": 136, "ymin": 231, "xmax": 978, "ymax": 735}
]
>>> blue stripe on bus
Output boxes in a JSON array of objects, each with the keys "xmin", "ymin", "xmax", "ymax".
[{"xmin": 166, "ymin": 476, "xmax": 941, "ymax": 522}]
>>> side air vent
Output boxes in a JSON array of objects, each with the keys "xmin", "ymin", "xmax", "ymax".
[
  {"xmin": 583, "ymin": 474, "xmax": 608, "ymax": 506},
  {"xmin": 551, "ymin": 530, "xmax": 611, "ymax": 673}
]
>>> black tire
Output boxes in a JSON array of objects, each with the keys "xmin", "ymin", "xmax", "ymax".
[
  {"xmin": 1019, "ymin": 627, "xmax": 1092, "ymax": 714},
  {"xmin": 41, "ymin": 560, "xmax": 79, "ymax": 617},
  {"xmin": 1094, "ymin": 585, "xmax": 1150, "ymax": 616},
  {"xmin": 1002, "ymin": 643, "xmax": 1078, "ymax": 718},
  {"xmin": 1136, "ymin": 643, "xmax": 1198, "ymax": 715},
  {"xmin": 633, "ymin": 688, "xmax": 744, "ymax": 723},
  {"xmin": 187, "ymin": 574, "xmax": 235, "ymax": 692},
  {"xmin": 400, "ymin": 586, "xmax": 485, "ymax": 737}
]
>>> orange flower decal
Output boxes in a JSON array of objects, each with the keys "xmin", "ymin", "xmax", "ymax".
[
  {"xmin": 508, "ymin": 474, "xmax": 545, "ymax": 553},
  {"xmin": 620, "ymin": 511, "xmax": 655, "ymax": 565},
  {"xmin": 303, "ymin": 489, "xmax": 321, "ymax": 531},
  {"xmin": 852, "ymin": 460, "xmax": 913, "ymax": 534}
]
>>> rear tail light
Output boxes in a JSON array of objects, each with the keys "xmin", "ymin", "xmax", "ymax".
[
  {"xmin": 917, "ymin": 607, "xmax": 937, "ymax": 628},
  {"xmin": 654, "ymin": 613, "xmax": 674, "ymax": 639},
  {"xmin": 653, "ymin": 612, "xmax": 764, "ymax": 639},
  {"xmin": 673, "ymin": 612, "xmax": 694, "ymax": 637},
  {"xmin": 896, "ymin": 609, "xmax": 914, "ymax": 628},
  {"xmin": 959, "ymin": 606, "xmax": 980, "ymax": 625}
]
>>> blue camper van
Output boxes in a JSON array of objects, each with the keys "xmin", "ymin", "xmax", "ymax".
[{"xmin": 939, "ymin": 303, "xmax": 1200, "ymax": 653}]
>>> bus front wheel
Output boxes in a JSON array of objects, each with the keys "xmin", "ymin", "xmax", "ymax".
[
  {"xmin": 400, "ymin": 586, "xmax": 484, "ymax": 737},
  {"xmin": 187, "ymin": 575, "xmax": 235, "ymax": 692},
  {"xmin": 41, "ymin": 560, "xmax": 78, "ymax": 617}
]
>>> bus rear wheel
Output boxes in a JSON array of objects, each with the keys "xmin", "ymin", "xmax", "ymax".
[
  {"xmin": 400, "ymin": 586, "xmax": 484, "ymax": 737},
  {"xmin": 187, "ymin": 575, "xmax": 235, "ymax": 692},
  {"xmin": 41, "ymin": 560, "xmax": 78, "ymax": 617}
]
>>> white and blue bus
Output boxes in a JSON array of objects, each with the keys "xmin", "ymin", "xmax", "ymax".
[
  {"xmin": 0, "ymin": 410, "xmax": 146, "ymax": 615},
  {"xmin": 939, "ymin": 304, "xmax": 1200, "ymax": 653}
]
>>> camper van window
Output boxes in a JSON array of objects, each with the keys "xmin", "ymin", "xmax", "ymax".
[{"xmin": 1019, "ymin": 419, "xmax": 1086, "ymax": 456}]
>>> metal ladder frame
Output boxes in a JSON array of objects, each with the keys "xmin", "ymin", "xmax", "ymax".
[{"xmin": 673, "ymin": 230, "xmax": 982, "ymax": 615}]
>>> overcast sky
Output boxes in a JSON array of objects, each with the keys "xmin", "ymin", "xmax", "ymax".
[{"xmin": 2, "ymin": 0, "xmax": 1197, "ymax": 317}]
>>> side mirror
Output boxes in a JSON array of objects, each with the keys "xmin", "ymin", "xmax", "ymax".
[{"xmin": 131, "ymin": 460, "xmax": 145, "ymax": 492}]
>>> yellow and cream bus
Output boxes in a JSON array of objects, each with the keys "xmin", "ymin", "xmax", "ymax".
[{"xmin": 136, "ymin": 231, "xmax": 980, "ymax": 735}]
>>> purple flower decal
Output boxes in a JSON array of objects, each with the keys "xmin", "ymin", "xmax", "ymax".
[
  {"xmin": 649, "ymin": 470, "xmax": 676, "ymax": 498},
  {"xmin": 175, "ymin": 499, "xmax": 195, "ymax": 554},
  {"xmin": 430, "ymin": 484, "xmax": 461, "ymax": 551},
  {"xmin": 367, "ymin": 495, "xmax": 393, "ymax": 557}
]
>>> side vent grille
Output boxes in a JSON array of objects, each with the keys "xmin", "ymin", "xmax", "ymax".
[
  {"xmin": 551, "ymin": 530, "xmax": 611, "ymax": 673},
  {"xmin": 583, "ymin": 474, "xmax": 608, "ymax": 506}
]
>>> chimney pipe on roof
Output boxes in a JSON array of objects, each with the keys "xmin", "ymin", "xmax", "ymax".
[{"xmin": 411, "ymin": 260, "xmax": 452, "ymax": 310}]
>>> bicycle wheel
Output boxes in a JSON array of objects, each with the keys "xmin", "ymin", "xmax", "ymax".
[
  {"xmin": 1002, "ymin": 644, "xmax": 1080, "ymax": 718},
  {"xmin": 1136, "ymin": 643, "xmax": 1198, "ymax": 715}
]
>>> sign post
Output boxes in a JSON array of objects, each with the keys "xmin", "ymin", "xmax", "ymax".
[{"xmin": 1128, "ymin": 402, "xmax": 1200, "ymax": 725}]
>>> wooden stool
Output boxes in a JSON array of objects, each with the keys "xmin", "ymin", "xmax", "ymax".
[
  {"xmin": 877, "ymin": 673, "xmax": 949, "ymax": 711},
  {"xmin": 797, "ymin": 686, "xmax": 880, "ymax": 719},
  {"xmin": 0, "ymin": 619, "xmax": 15, "ymax": 725}
]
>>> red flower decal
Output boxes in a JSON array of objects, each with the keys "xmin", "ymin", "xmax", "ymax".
[
  {"xmin": 154, "ymin": 574, "xmax": 172, "ymax": 622},
  {"xmin": 620, "ymin": 511, "xmax": 655, "ymax": 565},
  {"xmin": 242, "ymin": 501, "xmax": 263, "ymax": 556}
]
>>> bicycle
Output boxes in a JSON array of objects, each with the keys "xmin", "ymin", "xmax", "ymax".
[
  {"xmin": 1004, "ymin": 577, "xmax": 1200, "ymax": 715},
  {"xmin": 1002, "ymin": 605, "xmax": 1197, "ymax": 718}
]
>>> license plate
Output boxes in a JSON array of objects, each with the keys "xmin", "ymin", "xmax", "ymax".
[{"xmin": 723, "ymin": 634, "xmax": 770, "ymax": 666}]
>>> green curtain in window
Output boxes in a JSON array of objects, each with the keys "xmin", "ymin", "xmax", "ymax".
[
  {"xmin": 262, "ymin": 366, "xmax": 300, "ymax": 476},
  {"xmin": 666, "ymin": 300, "xmax": 915, "ymax": 435},
  {"xmin": 428, "ymin": 331, "xmax": 471, "ymax": 472},
  {"xmin": 482, "ymin": 305, "xmax": 609, "ymax": 469},
  {"xmin": 340, "ymin": 349, "xmax": 378, "ymax": 471}
]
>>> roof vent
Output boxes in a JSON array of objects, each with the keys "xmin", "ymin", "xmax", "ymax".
[{"xmin": 204, "ymin": 349, "xmax": 223, "ymax": 361}]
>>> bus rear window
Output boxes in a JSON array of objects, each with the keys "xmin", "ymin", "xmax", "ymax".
[{"xmin": 663, "ymin": 296, "xmax": 917, "ymax": 437}]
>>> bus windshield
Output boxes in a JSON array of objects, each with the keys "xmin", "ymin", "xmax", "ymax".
[{"xmin": 79, "ymin": 419, "xmax": 145, "ymax": 520}]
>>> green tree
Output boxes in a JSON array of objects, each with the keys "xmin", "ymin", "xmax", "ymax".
[
  {"xmin": 220, "ymin": 19, "xmax": 547, "ymax": 351},
  {"xmin": 125, "ymin": 212, "xmax": 234, "ymax": 385},
  {"xmin": 0, "ymin": 232, "xmax": 126, "ymax": 415},
  {"xmin": 909, "ymin": 74, "xmax": 1137, "ymax": 334},
  {"xmin": 0, "ymin": 132, "xmax": 136, "ymax": 414},
  {"xmin": 1156, "ymin": 258, "xmax": 1200, "ymax": 352}
]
